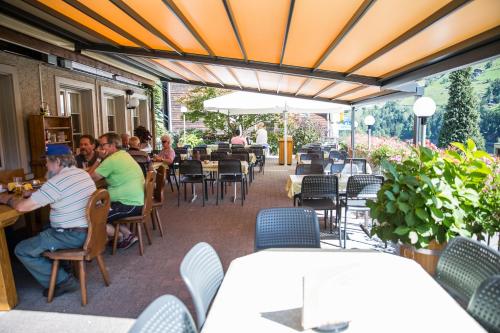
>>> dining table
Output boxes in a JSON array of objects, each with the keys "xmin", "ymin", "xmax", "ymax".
[
  {"xmin": 153, "ymin": 160, "xmax": 249, "ymax": 175},
  {"xmin": 201, "ymin": 249, "xmax": 486, "ymax": 333}
]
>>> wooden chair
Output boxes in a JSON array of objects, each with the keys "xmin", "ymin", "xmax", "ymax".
[
  {"xmin": 44, "ymin": 189, "xmax": 111, "ymax": 306},
  {"xmin": 151, "ymin": 166, "xmax": 166, "ymax": 237},
  {"xmin": 112, "ymin": 171, "xmax": 155, "ymax": 256}
]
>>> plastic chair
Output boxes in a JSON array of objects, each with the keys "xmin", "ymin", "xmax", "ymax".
[
  {"xmin": 467, "ymin": 275, "xmax": 500, "ymax": 333},
  {"xmin": 299, "ymin": 175, "xmax": 340, "ymax": 240},
  {"xmin": 193, "ymin": 147, "xmax": 207, "ymax": 155},
  {"xmin": 216, "ymin": 159, "xmax": 246, "ymax": 206},
  {"xmin": 340, "ymin": 175, "xmax": 383, "ymax": 248},
  {"xmin": 436, "ymin": 237, "xmax": 500, "ymax": 305},
  {"xmin": 178, "ymin": 160, "xmax": 207, "ymax": 207},
  {"xmin": 210, "ymin": 151, "xmax": 227, "ymax": 161},
  {"xmin": 180, "ymin": 242, "xmax": 224, "ymax": 329},
  {"xmin": 295, "ymin": 164, "xmax": 324, "ymax": 175},
  {"xmin": 44, "ymin": 189, "xmax": 111, "ymax": 305},
  {"xmin": 128, "ymin": 295, "xmax": 197, "ymax": 333},
  {"xmin": 255, "ymin": 207, "xmax": 320, "ymax": 251}
]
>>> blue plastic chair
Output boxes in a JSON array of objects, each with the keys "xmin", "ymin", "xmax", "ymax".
[
  {"xmin": 255, "ymin": 207, "xmax": 320, "ymax": 251},
  {"xmin": 128, "ymin": 295, "xmax": 197, "ymax": 333},
  {"xmin": 180, "ymin": 242, "xmax": 224, "ymax": 329}
]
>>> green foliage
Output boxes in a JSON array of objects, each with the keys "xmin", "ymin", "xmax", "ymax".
[
  {"xmin": 288, "ymin": 117, "xmax": 322, "ymax": 153},
  {"xmin": 369, "ymin": 139, "xmax": 497, "ymax": 249},
  {"xmin": 144, "ymin": 84, "xmax": 166, "ymax": 144},
  {"xmin": 358, "ymin": 102, "xmax": 414, "ymax": 140},
  {"xmin": 481, "ymin": 78, "xmax": 500, "ymax": 104},
  {"xmin": 438, "ymin": 68, "xmax": 484, "ymax": 149},
  {"xmin": 480, "ymin": 104, "xmax": 500, "ymax": 152}
]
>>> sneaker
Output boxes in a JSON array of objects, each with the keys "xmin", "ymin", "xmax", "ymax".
[
  {"xmin": 117, "ymin": 233, "xmax": 138, "ymax": 250},
  {"xmin": 43, "ymin": 275, "xmax": 79, "ymax": 297}
]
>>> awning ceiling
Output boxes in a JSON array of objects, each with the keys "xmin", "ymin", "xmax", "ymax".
[{"xmin": 1, "ymin": 0, "xmax": 499, "ymax": 105}]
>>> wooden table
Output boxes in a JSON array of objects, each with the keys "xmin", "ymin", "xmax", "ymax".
[
  {"xmin": 0, "ymin": 204, "xmax": 23, "ymax": 310},
  {"xmin": 201, "ymin": 249, "xmax": 486, "ymax": 333}
]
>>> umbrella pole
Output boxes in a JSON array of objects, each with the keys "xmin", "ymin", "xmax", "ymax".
[{"xmin": 283, "ymin": 111, "xmax": 288, "ymax": 166}]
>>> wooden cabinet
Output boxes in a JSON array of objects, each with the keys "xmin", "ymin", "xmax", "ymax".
[{"xmin": 28, "ymin": 115, "xmax": 73, "ymax": 178}]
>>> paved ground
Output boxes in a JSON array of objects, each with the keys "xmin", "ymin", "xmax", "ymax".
[{"xmin": 0, "ymin": 157, "xmax": 462, "ymax": 332}]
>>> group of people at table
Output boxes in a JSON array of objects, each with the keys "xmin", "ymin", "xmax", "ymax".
[{"xmin": 0, "ymin": 132, "xmax": 176, "ymax": 299}]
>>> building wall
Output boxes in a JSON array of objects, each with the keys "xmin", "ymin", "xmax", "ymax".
[
  {"xmin": 0, "ymin": 50, "xmax": 150, "ymax": 174},
  {"xmin": 169, "ymin": 83, "xmax": 207, "ymax": 133}
]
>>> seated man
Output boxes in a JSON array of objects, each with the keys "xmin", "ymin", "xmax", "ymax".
[
  {"xmin": 0, "ymin": 144, "xmax": 96, "ymax": 297},
  {"xmin": 88, "ymin": 132, "xmax": 144, "ymax": 249},
  {"xmin": 230, "ymin": 129, "xmax": 247, "ymax": 145},
  {"xmin": 75, "ymin": 134, "xmax": 98, "ymax": 169},
  {"xmin": 128, "ymin": 136, "xmax": 152, "ymax": 176}
]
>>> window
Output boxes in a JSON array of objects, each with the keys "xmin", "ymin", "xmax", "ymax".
[
  {"xmin": 106, "ymin": 97, "xmax": 116, "ymax": 132},
  {"xmin": 132, "ymin": 107, "xmax": 139, "ymax": 129},
  {"xmin": 60, "ymin": 88, "xmax": 82, "ymax": 146}
]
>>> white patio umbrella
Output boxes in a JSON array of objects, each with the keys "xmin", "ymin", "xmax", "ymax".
[{"xmin": 204, "ymin": 91, "xmax": 349, "ymax": 164}]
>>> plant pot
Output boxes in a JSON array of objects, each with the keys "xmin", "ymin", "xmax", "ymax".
[{"xmin": 400, "ymin": 240, "xmax": 447, "ymax": 276}]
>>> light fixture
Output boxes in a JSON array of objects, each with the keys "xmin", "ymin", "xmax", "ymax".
[
  {"xmin": 125, "ymin": 89, "xmax": 139, "ymax": 110},
  {"xmin": 364, "ymin": 115, "xmax": 375, "ymax": 150},
  {"xmin": 413, "ymin": 96, "xmax": 436, "ymax": 146},
  {"xmin": 180, "ymin": 105, "xmax": 188, "ymax": 113}
]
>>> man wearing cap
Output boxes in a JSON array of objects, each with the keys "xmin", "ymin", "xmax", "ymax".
[
  {"xmin": 88, "ymin": 132, "xmax": 144, "ymax": 249},
  {"xmin": 0, "ymin": 144, "xmax": 96, "ymax": 297}
]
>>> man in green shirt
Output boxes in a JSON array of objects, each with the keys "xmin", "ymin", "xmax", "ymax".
[{"xmin": 89, "ymin": 132, "xmax": 144, "ymax": 249}]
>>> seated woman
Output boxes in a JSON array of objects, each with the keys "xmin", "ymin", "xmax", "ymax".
[
  {"xmin": 230, "ymin": 129, "xmax": 247, "ymax": 146},
  {"xmin": 153, "ymin": 134, "xmax": 175, "ymax": 165},
  {"xmin": 128, "ymin": 136, "xmax": 152, "ymax": 177}
]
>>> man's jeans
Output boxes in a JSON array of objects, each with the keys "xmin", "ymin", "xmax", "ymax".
[{"xmin": 15, "ymin": 228, "xmax": 86, "ymax": 288}]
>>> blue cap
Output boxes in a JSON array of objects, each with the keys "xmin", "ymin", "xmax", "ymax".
[{"xmin": 45, "ymin": 144, "xmax": 72, "ymax": 156}]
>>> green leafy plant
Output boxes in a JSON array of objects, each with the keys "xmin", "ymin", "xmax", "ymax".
[{"xmin": 368, "ymin": 139, "xmax": 497, "ymax": 249}]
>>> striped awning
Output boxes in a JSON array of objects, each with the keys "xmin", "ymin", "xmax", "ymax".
[{"xmin": 3, "ymin": 0, "xmax": 499, "ymax": 105}]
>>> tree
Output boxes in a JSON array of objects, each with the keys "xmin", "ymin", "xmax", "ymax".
[{"xmin": 438, "ymin": 68, "xmax": 484, "ymax": 149}]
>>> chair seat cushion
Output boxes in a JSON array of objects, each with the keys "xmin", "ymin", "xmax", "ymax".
[
  {"xmin": 43, "ymin": 249, "xmax": 85, "ymax": 260},
  {"xmin": 180, "ymin": 175, "xmax": 204, "ymax": 183},
  {"xmin": 300, "ymin": 198, "xmax": 336, "ymax": 210}
]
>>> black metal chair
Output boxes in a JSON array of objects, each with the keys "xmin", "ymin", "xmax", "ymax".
[
  {"xmin": 215, "ymin": 148, "xmax": 231, "ymax": 153},
  {"xmin": 250, "ymin": 146, "xmax": 265, "ymax": 174},
  {"xmin": 467, "ymin": 275, "xmax": 500, "ymax": 333},
  {"xmin": 175, "ymin": 147, "xmax": 188, "ymax": 155},
  {"xmin": 210, "ymin": 151, "xmax": 228, "ymax": 161},
  {"xmin": 216, "ymin": 159, "xmax": 246, "ymax": 206},
  {"xmin": 298, "ymin": 175, "xmax": 341, "ymax": 244},
  {"xmin": 295, "ymin": 164, "xmax": 324, "ymax": 175},
  {"xmin": 436, "ymin": 237, "xmax": 500, "ymax": 306},
  {"xmin": 193, "ymin": 146, "xmax": 207, "ymax": 155},
  {"xmin": 344, "ymin": 158, "xmax": 368, "ymax": 174},
  {"xmin": 340, "ymin": 175, "xmax": 384, "ymax": 248},
  {"xmin": 301, "ymin": 153, "xmax": 322, "ymax": 162},
  {"xmin": 329, "ymin": 162, "xmax": 346, "ymax": 174},
  {"xmin": 231, "ymin": 151, "xmax": 254, "ymax": 184},
  {"xmin": 329, "ymin": 150, "xmax": 342, "ymax": 161},
  {"xmin": 231, "ymin": 144, "xmax": 245, "ymax": 150},
  {"xmin": 255, "ymin": 208, "xmax": 320, "ymax": 251},
  {"xmin": 218, "ymin": 142, "xmax": 230, "ymax": 149},
  {"xmin": 178, "ymin": 160, "xmax": 207, "ymax": 207},
  {"xmin": 166, "ymin": 155, "xmax": 180, "ymax": 192}
]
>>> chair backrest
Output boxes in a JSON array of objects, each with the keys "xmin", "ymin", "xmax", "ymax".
[
  {"xmin": 141, "ymin": 171, "xmax": 155, "ymax": 219},
  {"xmin": 217, "ymin": 142, "xmax": 230, "ymax": 149},
  {"xmin": 230, "ymin": 153, "xmax": 249, "ymax": 162},
  {"xmin": 83, "ymin": 189, "xmax": 111, "ymax": 260},
  {"xmin": 175, "ymin": 148, "xmax": 188, "ymax": 155},
  {"xmin": 467, "ymin": 275, "xmax": 500, "ymax": 333},
  {"xmin": 128, "ymin": 294, "xmax": 197, "ymax": 333},
  {"xmin": 193, "ymin": 147, "xmax": 207, "ymax": 155},
  {"xmin": 295, "ymin": 164, "xmax": 324, "ymax": 175},
  {"xmin": 0, "ymin": 168, "xmax": 24, "ymax": 184},
  {"xmin": 345, "ymin": 158, "xmax": 367, "ymax": 174},
  {"xmin": 300, "ymin": 153, "xmax": 322, "ymax": 161},
  {"xmin": 255, "ymin": 207, "xmax": 320, "ymax": 251},
  {"xmin": 218, "ymin": 159, "xmax": 242, "ymax": 175},
  {"xmin": 329, "ymin": 150, "xmax": 342, "ymax": 161},
  {"xmin": 250, "ymin": 147, "xmax": 264, "ymax": 157},
  {"xmin": 180, "ymin": 242, "xmax": 224, "ymax": 329},
  {"xmin": 215, "ymin": 148, "xmax": 231, "ymax": 153},
  {"xmin": 210, "ymin": 151, "xmax": 227, "ymax": 161},
  {"xmin": 345, "ymin": 175, "xmax": 383, "ymax": 198},
  {"xmin": 330, "ymin": 162, "xmax": 346, "ymax": 174},
  {"xmin": 154, "ymin": 166, "xmax": 167, "ymax": 204},
  {"xmin": 301, "ymin": 175, "xmax": 339, "ymax": 200},
  {"xmin": 180, "ymin": 160, "xmax": 203, "ymax": 176},
  {"xmin": 231, "ymin": 144, "xmax": 244, "ymax": 149},
  {"xmin": 436, "ymin": 237, "xmax": 500, "ymax": 304}
]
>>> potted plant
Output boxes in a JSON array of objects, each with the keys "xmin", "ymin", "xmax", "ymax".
[{"xmin": 368, "ymin": 139, "xmax": 496, "ymax": 275}]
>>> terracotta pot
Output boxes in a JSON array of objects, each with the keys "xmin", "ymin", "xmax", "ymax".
[{"xmin": 400, "ymin": 240, "xmax": 447, "ymax": 276}]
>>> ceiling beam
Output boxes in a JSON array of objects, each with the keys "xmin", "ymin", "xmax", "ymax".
[
  {"xmin": 312, "ymin": 0, "xmax": 375, "ymax": 70},
  {"xmin": 161, "ymin": 0, "xmax": 214, "ymax": 57},
  {"xmin": 346, "ymin": 0, "xmax": 470, "ymax": 75},
  {"xmin": 330, "ymin": 85, "xmax": 366, "ymax": 100},
  {"xmin": 381, "ymin": 27, "xmax": 500, "ymax": 89},
  {"xmin": 78, "ymin": 43, "xmax": 381, "ymax": 86},
  {"xmin": 279, "ymin": 0, "xmax": 295, "ymax": 66},
  {"xmin": 63, "ymin": 0, "xmax": 152, "ymax": 51},
  {"xmin": 23, "ymin": 0, "xmax": 120, "ymax": 47},
  {"xmin": 149, "ymin": 59, "xmax": 190, "ymax": 82},
  {"xmin": 200, "ymin": 64, "xmax": 225, "ymax": 87},
  {"xmin": 294, "ymin": 77, "xmax": 311, "ymax": 96},
  {"xmin": 222, "ymin": 0, "xmax": 248, "ymax": 62},
  {"xmin": 163, "ymin": 77, "xmax": 351, "ymax": 105},
  {"xmin": 109, "ymin": 0, "xmax": 183, "ymax": 55},
  {"xmin": 228, "ymin": 67, "xmax": 242, "ymax": 89},
  {"xmin": 351, "ymin": 90, "xmax": 416, "ymax": 106},
  {"xmin": 110, "ymin": 54, "xmax": 170, "ymax": 79},
  {"xmin": 313, "ymin": 81, "xmax": 338, "ymax": 98},
  {"xmin": 254, "ymin": 71, "xmax": 261, "ymax": 91},
  {"xmin": 173, "ymin": 61, "xmax": 207, "ymax": 84}
]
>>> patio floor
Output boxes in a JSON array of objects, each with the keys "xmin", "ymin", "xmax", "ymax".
[{"xmin": 1, "ymin": 158, "xmax": 395, "ymax": 332}]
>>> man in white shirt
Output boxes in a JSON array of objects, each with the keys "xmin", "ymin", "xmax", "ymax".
[{"xmin": 255, "ymin": 123, "xmax": 268, "ymax": 154}]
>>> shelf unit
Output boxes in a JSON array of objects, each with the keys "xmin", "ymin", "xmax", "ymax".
[{"xmin": 28, "ymin": 115, "xmax": 73, "ymax": 178}]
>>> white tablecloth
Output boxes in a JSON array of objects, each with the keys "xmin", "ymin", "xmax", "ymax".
[{"xmin": 202, "ymin": 249, "xmax": 485, "ymax": 333}]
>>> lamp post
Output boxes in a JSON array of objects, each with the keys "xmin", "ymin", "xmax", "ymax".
[
  {"xmin": 412, "ymin": 97, "xmax": 436, "ymax": 147},
  {"xmin": 364, "ymin": 115, "xmax": 375, "ymax": 150},
  {"xmin": 180, "ymin": 105, "xmax": 187, "ymax": 139}
]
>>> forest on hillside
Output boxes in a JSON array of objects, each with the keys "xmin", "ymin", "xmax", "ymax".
[{"xmin": 356, "ymin": 58, "xmax": 500, "ymax": 152}]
